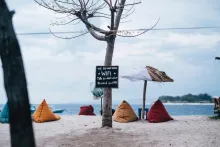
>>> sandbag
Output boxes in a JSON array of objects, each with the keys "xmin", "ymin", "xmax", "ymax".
[
  {"xmin": 113, "ymin": 100, "xmax": 138, "ymax": 123},
  {"xmin": 147, "ymin": 99, "xmax": 173, "ymax": 123},
  {"xmin": 0, "ymin": 101, "xmax": 9, "ymax": 123},
  {"xmin": 32, "ymin": 99, "xmax": 61, "ymax": 123},
  {"xmin": 78, "ymin": 105, "xmax": 96, "ymax": 116}
]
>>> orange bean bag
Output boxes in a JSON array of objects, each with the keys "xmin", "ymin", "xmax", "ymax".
[
  {"xmin": 147, "ymin": 100, "xmax": 173, "ymax": 123},
  {"xmin": 32, "ymin": 99, "xmax": 61, "ymax": 123},
  {"xmin": 113, "ymin": 100, "xmax": 138, "ymax": 123}
]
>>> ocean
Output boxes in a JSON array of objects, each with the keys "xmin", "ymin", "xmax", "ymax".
[
  {"xmin": 58, "ymin": 104, "xmax": 215, "ymax": 116},
  {"xmin": 0, "ymin": 103, "xmax": 213, "ymax": 116}
]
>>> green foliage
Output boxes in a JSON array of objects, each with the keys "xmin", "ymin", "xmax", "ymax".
[{"xmin": 159, "ymin": 93, "xmax": 213, "ymax": 103}]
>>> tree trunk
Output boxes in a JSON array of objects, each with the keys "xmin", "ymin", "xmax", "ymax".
[
  {"xmin": 102, "ymin": 37, "xmax": 115, "ymax": 127},
  {"xmin": 0, "ymin": 1, "xmax": 36, "ymax": 147}
]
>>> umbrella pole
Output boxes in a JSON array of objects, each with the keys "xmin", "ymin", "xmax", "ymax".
[
  {"xmin": 101, "ymin": 97, "xmax": 103, "ymax": 115},
  {"xmin": 142, "ymin": 81, "xmax": 147, "ymax": 119}
]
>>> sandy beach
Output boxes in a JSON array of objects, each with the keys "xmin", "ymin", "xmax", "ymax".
[{"xmin": 0, "ymin": 116, "xmax": 219, "ymax": 147}]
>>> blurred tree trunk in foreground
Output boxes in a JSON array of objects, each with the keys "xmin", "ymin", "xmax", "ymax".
[{"xmin": 0, "ymin": 0, "xmax": 36, "ymax": 147}]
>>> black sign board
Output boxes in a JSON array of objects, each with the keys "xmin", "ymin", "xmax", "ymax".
[{"xmin": 95, "ymin": 66, "xmax": 119, "ymax": 88}]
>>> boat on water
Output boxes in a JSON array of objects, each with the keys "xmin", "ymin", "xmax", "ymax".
[
  {"xmin": 53, "ymin": 109, "xmax": 65, "ymax": 113},
  {"xmin": 30, "ymin": 105, "xmax": 65, "ymax": 114},
  {"xmin": 50, "ymin": 105, "xmax": 65, "ymax": 113}
]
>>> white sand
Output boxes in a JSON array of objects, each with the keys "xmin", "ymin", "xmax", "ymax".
[{"xmin": 0, "ymin": 115, "xmax": 219, "ymax": 147}]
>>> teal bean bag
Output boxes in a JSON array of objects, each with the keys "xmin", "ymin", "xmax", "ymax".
[{"xmin": 0, "ymin": 101, "xmax": 9, "ymax": 123}]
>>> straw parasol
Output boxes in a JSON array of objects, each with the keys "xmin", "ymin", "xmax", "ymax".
[{"xmin": 121, "ymin": 66, "xmax": 174, "ymax": 119}]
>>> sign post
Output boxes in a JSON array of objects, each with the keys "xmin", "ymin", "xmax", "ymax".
[{"xmin": 95, "ymin": 66, "xmax": 119, "ymax": 88}]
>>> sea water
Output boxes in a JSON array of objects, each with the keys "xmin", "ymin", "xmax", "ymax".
[{"xmin": 0, "ymin": 103, "xmax": 215, "ymax": 116}]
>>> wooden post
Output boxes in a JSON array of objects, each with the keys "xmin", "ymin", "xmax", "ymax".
[
  {"xmin": 0, "ymin": 1, "xmax": 36, "ymax": 147},
  {"xmin": 142, "ymin": 81, "xmax": 147, "ymax": 119}
]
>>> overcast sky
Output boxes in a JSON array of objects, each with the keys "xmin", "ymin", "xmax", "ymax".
[{"xmin": 1, "ymin": 0, "xmax": 220, "ymax": 104}]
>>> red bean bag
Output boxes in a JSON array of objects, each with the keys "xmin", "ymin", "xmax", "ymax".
[
  {"xmin": 147, "ymin": 100, "xmax": 173, "ymax": 123},
  {"xmin": 78, "ymin": 105, "xmax": 96, "ymax": 116}
]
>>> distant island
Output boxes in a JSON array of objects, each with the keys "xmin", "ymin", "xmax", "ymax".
[{"xmin": 159, "ymin": 93, "xmax": 213, "ymax": 103}]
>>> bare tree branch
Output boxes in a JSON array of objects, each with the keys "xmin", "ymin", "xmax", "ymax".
[
  {"xmin": 116, "ymin": 1, "xmax": 141, "ymax": 9},
  {"xmin": 86, "ymin": 27, "xmax": 106, "ymax": 41},
  {"xmin": 114, "ymin": 0, "xmax": 126, "ymax": 30},
  {"xmin": 49, "ymin": 28, "xmax": 89, "ymax": 39},
  {"xmin": 34, "ymin": 0, "xmax": 76, "ymax": 14},
  {"xmin": 114, "ymin": 0, "xmax": 118, "ymax": 9},
  {"xmin": 93, "ymin": 11, "xmax": 111, "ymax": 16},
  {"xmin": 54, "ymin": 0, "xmax": 74, "ymax": 5},
  {"xmin": 69, "ymin": 19, "xmax": 81, "ymax": 25},
  {"xmin": 54, "ymin": 0, "xmax": 72, "ymax": 12},
  {"xmin": 34, "ymin": 0, "xmax": 109, "ymax": 36},
  {"xmin": 51, "ymin": 17, "xmax": 80, "ymax": 25},
  {"xmin": 117, "ymin": 18, "xmax": 160, "ymax": 37},
  {"xmin": 121, "ymin": 2, "xmax": 135, "ymax": 17},
  {"xmin": 120, "ymin": 7, "xmax": 135, "ymax": 20},
  {"xmin": 35, "ymin": 0, "xmax": 154, "ymax": 39},
  {"xmin": 109, "ymin": 0, "xmax": 113, "ymax": 7},
  {"xmin": 78, "ymin": 14, "xmax": 108, "ymax": 34},
  {"xmin": 80, "ymin": 11, "xmax": 107, "ymax": 41},
  {"xmin": 87, "ymin": 0, "xmax": 102, "ymax": 10},
  {"xmin": 104, "ymin": 0, "xmax": 111, "ymax": 8},
  {"xmin": 90, "ymin": 15, "xmax": 111, "ymax": 19},
  {"xmin": 89, "ymin": 2, "xmax": 107, "ymax": 14}
]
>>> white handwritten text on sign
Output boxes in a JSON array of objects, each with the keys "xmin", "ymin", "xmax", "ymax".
[{"xmin": 95, "ymin": 66, "xmax": 119, "ymax": 88}]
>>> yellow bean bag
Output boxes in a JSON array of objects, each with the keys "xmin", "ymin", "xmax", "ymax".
[
  {"xmin": 32, "ymin": 99, "xmax": 61, "ymax": 123},
  {"xmin": 113, "ymin": 100, "xmax": 138, "ymax": 123}
]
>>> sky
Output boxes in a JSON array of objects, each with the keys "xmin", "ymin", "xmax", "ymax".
[{"xmin": 1, "ymin": 0, "xmax": 220, "ymax": 104}]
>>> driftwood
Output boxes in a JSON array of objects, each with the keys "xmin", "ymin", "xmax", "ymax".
[{"xmin": 0, "ymin": 0, "xmax": 36, "ymax": 147}]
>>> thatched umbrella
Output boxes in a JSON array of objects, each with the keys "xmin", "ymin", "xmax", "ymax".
[{"xmin": 121, "ymin": 66, "xmax": 174, "ymax": 119}]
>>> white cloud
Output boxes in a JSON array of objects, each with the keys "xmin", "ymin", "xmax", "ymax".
[
  {"xmin": 23, "ymin": 46, "xmax": 76, "ymax": 62},
  {"xmin": 166, "ymin": 33, "xmax": 220, "ymax": 48}
]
